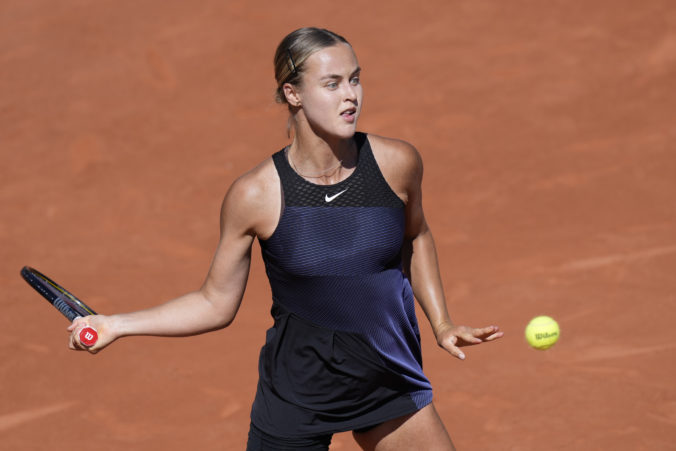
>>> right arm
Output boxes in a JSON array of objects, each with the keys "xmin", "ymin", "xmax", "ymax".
[{"xmin": 69, "ymin": 160, "xmax": 279, "ymax": 352}]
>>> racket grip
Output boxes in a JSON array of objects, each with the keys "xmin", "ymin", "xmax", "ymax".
[{"xmin": 79, "ymin": 327, "xmax": 98, "ymax": 347}]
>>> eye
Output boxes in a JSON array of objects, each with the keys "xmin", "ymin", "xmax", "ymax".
[
  {"xmin": 350, "ymin": 76, "xmax": 360, "ymax": 85},
  {"xmin": 326, "ymin": 81, "xmax": 338, "ymax": 89}
]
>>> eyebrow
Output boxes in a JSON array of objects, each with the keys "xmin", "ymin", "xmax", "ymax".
[{"xmin": 320, "ymin": 66, "xmax": 362, "ymax": 80}]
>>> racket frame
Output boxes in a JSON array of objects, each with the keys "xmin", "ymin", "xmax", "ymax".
[{"xmin": 20, "ymin": 266, "xmax": 97, "ymax": 322}]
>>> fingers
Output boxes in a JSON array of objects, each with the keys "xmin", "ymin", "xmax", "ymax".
[
  {"xmin": 461, "ymin": 331, "xmax": 484, "ymax": 344},
  {"xmin": 437, "ymin": 324, "xmax": 504, "ymax": 360},
  {"xmin": 67, "ymin": 316, "xmax": 84, "ymax": 332},
  {"xmin": 445, "ymin": 342, "xmax": 466, "ymax": 360},
  {"xmin": 472, "ymin": 325, "xmax": 503, "ymax": 341},
  {"xmin": 476, "ymin": 325, "xmax": 498, "ymax": 336},
  {"xmin": 454, "ymin": 327, "xmax": 490, "ymax": 347},
  {"xmin": 483, "ymin": 325, "xmax": 504, "ymax": 341},
  {"xmin": 69, "ymin": 324, "xmax": 87, "ymax": 351},
  {"xmin": 68, "ymin": 318, "xmax": 97, "ymax": 352},
  {"xmin": 452, "ymin": 348, "xmax": 466, "ymax": 360},
  {"xmin": 484, "ymin": 329, "xmax": 504, "ymax": 341},
  {"xmin": 438, "ymin": 334, "xmax": 466, "ymax": 360}
]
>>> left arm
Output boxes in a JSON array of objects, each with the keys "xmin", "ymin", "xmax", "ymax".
[{"xmin": 372, "ymin": 135, "xmax": 503, "ymax": 360}]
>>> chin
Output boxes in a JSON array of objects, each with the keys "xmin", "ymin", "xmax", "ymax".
[
  {"xmin": 310, "ymin": 119, "xmax": 358, "ymax": 142},
  {"xmin": 337, "ymin": 128, "xmax": 357, "ymax": 139},
  {"xmin": 336, "ymin": 122, "xmax": 359, "ymax": 139}
]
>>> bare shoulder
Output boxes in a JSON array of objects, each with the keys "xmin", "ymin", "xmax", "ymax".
[
  {"xmin": 221, "ymin": 157, "xmax": 280, "ymax": 238},
  {"xmin": 367, "ymin": 133, "xmax": 423, "ymax": 174},
  {"xmin": 226, "ymin": 157, "xmax": 278, "ymax": 204},
  {"xmin": 366, "ymin": 134, "xmax": 423, "ymax": 203}
]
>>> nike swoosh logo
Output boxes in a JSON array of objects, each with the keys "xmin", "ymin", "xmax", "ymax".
[{"xmin": 325, "ymin": 189, "xmax": 348, "ymax": 202}]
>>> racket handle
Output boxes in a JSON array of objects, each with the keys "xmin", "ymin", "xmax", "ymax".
[{"xmin": 79, "ymin": 327, "xmax": 98, "ymax": 347}]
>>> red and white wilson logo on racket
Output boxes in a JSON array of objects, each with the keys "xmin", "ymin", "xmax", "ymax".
[{"xmin": 79, "ymin": 327, "xmax": 98, "ymax": 347}]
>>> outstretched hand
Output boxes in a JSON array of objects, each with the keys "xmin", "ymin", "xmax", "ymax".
[{"xmin": 435, "ymin": 323, "xmax": 503, "ymax": 360}]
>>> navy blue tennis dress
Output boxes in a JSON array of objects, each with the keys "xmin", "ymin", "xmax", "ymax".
[{"xmin": 250, "ymin": 132, "xmax": 433, "ymax": 438}]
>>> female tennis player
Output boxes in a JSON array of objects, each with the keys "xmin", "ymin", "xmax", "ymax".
[{"xmin": 69, "ymin": 27, "xmax": 503, "ymax": 450}]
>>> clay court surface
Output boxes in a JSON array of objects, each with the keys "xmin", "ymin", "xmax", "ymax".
[{"xmin": 2, "ymin": 1, "xmax": 675, "ymax": 449}]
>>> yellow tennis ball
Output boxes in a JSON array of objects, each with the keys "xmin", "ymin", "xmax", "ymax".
[{"xmin": 525, "ymin": 316, "xmax": 560, "ymax": 350}]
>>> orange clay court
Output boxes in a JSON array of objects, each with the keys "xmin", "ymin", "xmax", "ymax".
[{"xmin": 1, "ymin": 1, "xmax": 675, "ymax": 450}]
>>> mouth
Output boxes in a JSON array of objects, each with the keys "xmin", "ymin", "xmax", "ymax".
[{"xmin": 340, "ymin": 107, "xmax": 358, "ymax": 123}]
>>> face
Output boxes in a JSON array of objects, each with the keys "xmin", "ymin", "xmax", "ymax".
[{"xmin": 287, "ymin": 43, "xmax": 363, "ymax": 140}]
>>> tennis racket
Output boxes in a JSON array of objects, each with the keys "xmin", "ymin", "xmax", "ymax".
[{"xmin": 20, "ymin": 266, "xmax": 99, "ymax": 347}]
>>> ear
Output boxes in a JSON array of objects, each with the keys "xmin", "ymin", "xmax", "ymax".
[{"xmin": 283, "ymin": 83, "xmax": 302, "ymax": 107}]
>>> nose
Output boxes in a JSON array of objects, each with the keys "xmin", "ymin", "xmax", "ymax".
[{"xmin": 344, "ymin": 82, "xmax": 358, "ymax": 103}]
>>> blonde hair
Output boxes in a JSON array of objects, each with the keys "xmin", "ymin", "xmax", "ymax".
[{"xmin": 273, "ymin": 27, "xmax": 350, "ymax": 105}]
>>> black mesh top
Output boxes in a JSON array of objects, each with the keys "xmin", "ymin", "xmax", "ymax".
[{"xmin": 272, "ymin": 132, "xmax": 404, "ymax": 209}]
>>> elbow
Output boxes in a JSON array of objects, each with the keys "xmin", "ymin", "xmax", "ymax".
[
  {"xmin": 201, "ymin": 290, "xmax": 242, "ymax": 331},
  {"xmin": 219, "ymin": 311, "xmax": 237, "ymax": 329},
  {"xmin": 203, "ymin": 307, "xmax": 237, "ymax": 333},
  {"xmin": 211, "ymin": 301, "xmax": 240, "ymax": 331}
]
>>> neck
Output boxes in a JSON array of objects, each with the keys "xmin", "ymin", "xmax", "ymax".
[{"xmin": 287, "ymin": 116, "xmax": 358, "ymax": 183}]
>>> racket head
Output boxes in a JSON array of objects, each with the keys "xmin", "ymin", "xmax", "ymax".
[{"xmin": 20, "ymin": 266, "xmax": 97, "ymax": 321}]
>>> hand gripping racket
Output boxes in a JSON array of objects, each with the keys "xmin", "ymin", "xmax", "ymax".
[{"xmin": 20, "ymin": 266, "xmax": 98, "ymax": 347}]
